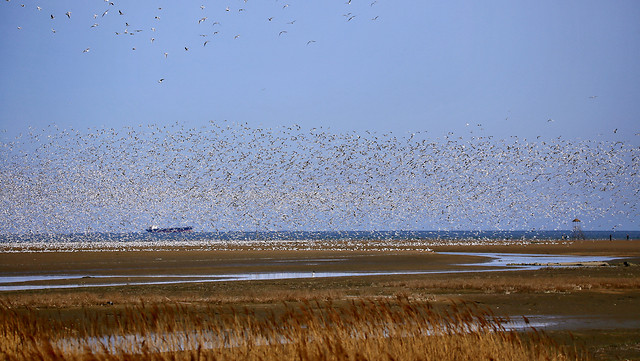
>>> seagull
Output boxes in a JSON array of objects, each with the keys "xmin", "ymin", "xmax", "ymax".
[
  {"xmin": 50, "ymin": 14, "xmax": 54, "ymax": 19},
  {"xmin": 82, "ymin": 48, "xmax": 90, "ymax": 53},
  {"xmin": 279, "ymin": 30, "xmax": 287, "ymax": 36},
  {"xmin": 65, "ymin": 11, "xmax": 71, "ymax": 18},
  {"xmin": 91, "ymin": 23, "xmax": 99, "ymax": 28},
  {"xmin": 198, "ymin": 17, "xmax": 207, "ymax": 23},
  {"xmin": 37, "ymin": 6, "xmax": 41, "ymax": 10},
  {"xmin": 234, "ymin": 34, "xmax": 240, "ymax": 39},
  {"xmin": 118, "ymin": 10, "xmax": 124, "ymax": 15},
  {"xmin": 158, "ymin": 79, "xmax": 164, "ymax": 83},
  {"xmin": 203, "ymin": 40, "xmax": 209, "ymax": 46},
  {"xmin": 200, "ymin": 5, "xmax": 205, "ymax": 10},
  {"xmin": 306, "ymin": 40, "xmax": 316, "ymax": 45},
  {"xmin": 184, "ymin": 47, "xmax": 189, "ymax": 51},
  {"xmin": 102, "ymin": 10, "xmax": 108, "ymax": 17},
  {"xmin": 164, "ymin": 52, "xmax": 168, "ymax": 58}
]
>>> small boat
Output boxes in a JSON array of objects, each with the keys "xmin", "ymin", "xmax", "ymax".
[{"xmin": 146, "ymin": 225, "xmax": 193, "ymax": 233}]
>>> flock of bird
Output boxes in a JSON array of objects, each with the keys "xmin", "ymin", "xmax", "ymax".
[
  {"xmin": 7, "ymin": 0, "xmax": 382, "ymax": 83},
  {"xmin": 1, "ymin": 122, "xmax": 637, "ymax": 234}
]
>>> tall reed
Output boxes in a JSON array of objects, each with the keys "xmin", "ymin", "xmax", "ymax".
[{"xmin": 0, "ymin": 297, "xmax": 587, "ymax": 360}]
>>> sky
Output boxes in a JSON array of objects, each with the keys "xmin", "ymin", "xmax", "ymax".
[
  {"xmin": 0, "ymin": 0, "xmax": 639, "ymax": 141},
  {"xmin": 0, "ymin": 1, "xmax": 639, "ymax": 233}
]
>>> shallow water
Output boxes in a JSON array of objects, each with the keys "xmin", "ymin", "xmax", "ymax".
[{"xmin": 0, "ymin": 252, "xmax": 623, "ymax": 291}]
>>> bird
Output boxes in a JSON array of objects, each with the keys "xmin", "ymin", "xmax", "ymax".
[
  {"xmin": 306, "ymin": 40, "xmax": 316, "ymax": 45},
  {"xmin": 82, "ymin": 48, "xmax": 90, "ymax": 53},
  {"xmin": 158, "ymin": 78, "xmax": 164, "ymax": 83},
  {"xmin": 65, "ymin": 11, "xmax": 71, "ymax": 18}
]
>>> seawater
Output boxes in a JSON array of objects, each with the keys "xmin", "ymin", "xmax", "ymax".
[{"xmin": 1, "ymin": 230, "xmax": 638, "ymax": 244}]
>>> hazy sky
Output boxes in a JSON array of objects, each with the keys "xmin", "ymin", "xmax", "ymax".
[{"xmin": 1, "ymin": 1, "xmax": 639, "ymax": 141}]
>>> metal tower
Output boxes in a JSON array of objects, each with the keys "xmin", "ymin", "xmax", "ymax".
[{"xmin": 571, "ymin": 218, "xmax": 586, "ymax": 240}]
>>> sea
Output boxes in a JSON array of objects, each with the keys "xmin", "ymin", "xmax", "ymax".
[{"xmin": 1, "ymin": 230, "xmax": 638, "ymax": 246}]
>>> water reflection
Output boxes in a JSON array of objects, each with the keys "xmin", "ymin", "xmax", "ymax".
[{"xmin": 0, "ymin": 252, "xmax": 623, "ymax": 291}]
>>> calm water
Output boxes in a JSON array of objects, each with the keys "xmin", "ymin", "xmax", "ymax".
[{"xmin": 1, "ymin": 230, "xmax": 638, "ymax": 245}]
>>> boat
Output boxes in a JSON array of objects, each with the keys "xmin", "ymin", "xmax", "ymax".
[{"xmin": 146, "ymin": 225, "xmax": 193, "ymax": 233}]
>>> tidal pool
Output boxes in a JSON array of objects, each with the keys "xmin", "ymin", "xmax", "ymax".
[{"xmin": 0, "ymin": 252, "xmax": 623, "ymax": 291}]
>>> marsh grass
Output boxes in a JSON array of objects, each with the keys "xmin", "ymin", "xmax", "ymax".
[{"xmin": 0, "ymin": 296, "xmax": 586, "ymax": 361}]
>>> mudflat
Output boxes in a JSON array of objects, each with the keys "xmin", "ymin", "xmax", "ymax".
[{"xmin": 1, "ymin": 239, "xmax": 639, "ymax": 360}]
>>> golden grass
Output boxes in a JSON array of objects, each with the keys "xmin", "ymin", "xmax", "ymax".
[
  {"xmin": 0, "ymin": 296, "xmax": 586, "ymax": 361},
  {"xmin": 384, "ymin": 271, "xmax": 640, "ymax": 294}
]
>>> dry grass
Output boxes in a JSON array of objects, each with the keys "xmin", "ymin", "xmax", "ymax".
[
  {"xmin": 0, "ymin": 296, "xmax": 586, "ymax": 361},
  {"xmin": 384, "ymin": 270, "xmax": 640, "ymax": 295}
]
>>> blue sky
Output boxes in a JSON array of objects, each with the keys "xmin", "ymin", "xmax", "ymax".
[
  {"xmin": 0, "ymin": 1, "xmax": 639, "ymax": 233},
  {"xmin": 1, "ymin": 1, "xmax": 639, "ymax": 141}
]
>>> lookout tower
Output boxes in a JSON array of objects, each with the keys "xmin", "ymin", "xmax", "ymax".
[{"xmin": 571, "ymin": 218, "xmax": 586, "ymax": 240}]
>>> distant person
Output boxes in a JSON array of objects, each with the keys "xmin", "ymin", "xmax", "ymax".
[
  {"xmin": 610, "ymin": 234, "xmax": 612, "ymax": 241},
  {"xmin": 627, "ymin": 234, "xmax": 630, "ymax": 240}
]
